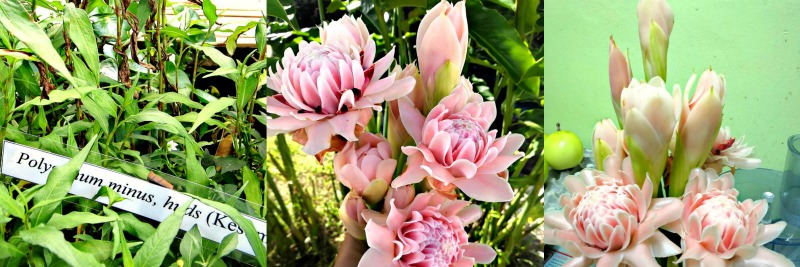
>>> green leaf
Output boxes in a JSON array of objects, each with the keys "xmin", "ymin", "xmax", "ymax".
[
  {"xmin": 201, "ymin": 0, "xmax": 217, "ymax": 26},
  {"xmin": 267, "ymin": 0, "xmax": 298, "ymax": 30},
  {"xmin": 46, "ymin": 212, "xmax": 114, "ymax": 230},
  {"xmin": 203, "ymin": 66, "xmax": 238, "ymax": 79},
  {"xmin": 133, "ymin": 201, "xmax": 191, "ymax": 267},
  {"xmin": 242, "ymin": 167, "xmax": 263, "ymax": 212},
  {"xmin": 91, "ymin": 186, "xmax": 127, "ymax": 207},
  {"xmin": 0, "ymin": 184, "xmax": 24, "ymax": 219},
  {"xmin": 216, "ymin": 232, "xmax": 238, "ymax": 258},
  {"xmin": 119, "ymin": 213, "xmax": 156, "ymax": 240},
  {"xmin": 185, "ymin": 136, "xmax": 210, "ymax": 198},
  {"xmin": 0, "ymin": 240, "xmax": 24, "ymax": 259},
  {"xmin": 161, "ymin": 25, "xmax": 192, "ymax": 42},
  {"xmin": 15, "ymin": 89, "xmax": 82, "ymax": 111},
  {"xmin": 226, "ymin": 21, "xmax": 258, "ymax": 56},
  {"xmin": 189, "ymin": 97, "xmax": 235, "ymax": 133},
  {"xmin": 193, "ymin": 45, "xmax": 235, "ymax": 69},
  {"xmin": 73, "ymin": 240, "xmax": 113, "ymax": 262},
  {"xmin": 466, "ymin": 0, "xmax": 537, "ymax": 97},
  {"xmin": 522, "ymin": 57, "xmax": 544, "ymax": 79},
  {"xmin": 19, "ymin": 225, "xmax": 103, "ymax": 267},
  {"xmin": 125, "ymin": 109, "xmax": 188, "ymax": 136},
  {"xmin": 64, "ymin": 4, "xmax": 99, "ymax": 83},
  {"xmin": 140, "ymin": 92, "xmax": 204, "ymax": 110},
  {"xmin": 237, "ymin": 73, "xmax": 258, "ymax": 111},
  {"xmin": 179, "ymin": 225, "xmax": 202, "ymax": 265},
  {"xmin": 256, "ymin": 18, "xmax": 266, "ymax": 57},
  {"xmin": 384, "ymin": 0, "xmax": 426, "ymax": 9},
  {"xmin": 0, "ymin": 0, "xmax": 75, "ymax": 84},
  {"xmin": 194, "ymin": 198, "xmax": 266, "ymax": 267},
  {"xmin": 29, "ymin": 135, "xmax": 98, "ymax": 227}
]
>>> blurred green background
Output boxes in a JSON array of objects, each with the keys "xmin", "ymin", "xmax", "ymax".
[{"xmin": 546, "ymin": 0, "xmax": 800, "ymax": 170}]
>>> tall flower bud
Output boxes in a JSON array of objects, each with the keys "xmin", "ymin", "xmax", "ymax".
[
  {"xmin": 637, "ymin": 0, "xmax": 673, "ymax": 81},
  {"xmin": 620, "ymin": 77, "xmax": 676, "ymax": 193},
  {"xmin": 416, "ymin": 0, "xmax": 468, "ymax": 110},
  {"xmin": 609, "ymin": 37, "xmax": 632, "ymax": 124},
  {"xmin": 669, "ymin": 70, "xmax": 724, "ymax": 197}
]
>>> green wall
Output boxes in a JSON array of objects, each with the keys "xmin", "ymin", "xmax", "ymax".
[{"xmin": 546, "ymin": 0, "xmax": 800, "ymax": 170}]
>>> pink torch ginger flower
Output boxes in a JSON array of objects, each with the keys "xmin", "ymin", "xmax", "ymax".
[
  {"xmin": 417, "ymin": 0, "xmax": 468, "ymax": 106},
  {"xmin": 544, "ymin": 169, "xmax": 683, "ymax": 267},
  {"xmin": 266, "ymin": 17, "xmax": 416, "ymax": 158},
  {"xmin": 704, "ymin": 127, "xmax": 761, "ymax": 173},
  {"xmin": 358, "ymin": 192, "xmax": 495, "ymax": 266},
  {"xmin": 392, "ymin": 79, "xmax": 524, "ymax": 202},
  {"xmin": 592, "ymin": 119, "xmax": 625, "ymax": 172},
  {"xmin": 667, "ymin": 168, "xmax": 792, "ymax": 266},
  {"xmin": 340, "ymin": 192, "xmax": 369, "ymax": 239},
  {"xmin": 334, "ymin": 133, "xmax": 397, "ymax": 204}
]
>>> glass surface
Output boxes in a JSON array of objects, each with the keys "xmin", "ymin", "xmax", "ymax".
[{"xmin": 781, "ymin": 135, "xmax": 800, "ymax": 227}]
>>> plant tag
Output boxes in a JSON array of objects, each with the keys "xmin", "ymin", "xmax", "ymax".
[{"xmin": 1, "ymin": 140, "xmax": 266, "ymax": 257}]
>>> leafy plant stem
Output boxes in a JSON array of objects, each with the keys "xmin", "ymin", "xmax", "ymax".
[
  {"xmin": 502, "ymin": 79, "xmax": 515, "ymax": 134},
  {"xmin": 317, "ymin": 0, "xmax": 325, "ymax": 22},
  {"xmin": 373, "ymin": 3, "xmax": 393, "ymax": 52}
]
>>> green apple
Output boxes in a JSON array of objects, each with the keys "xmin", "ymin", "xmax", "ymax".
[{"xmin": 544, "ymin": 124, "xmax": 584, "ymax": 170}]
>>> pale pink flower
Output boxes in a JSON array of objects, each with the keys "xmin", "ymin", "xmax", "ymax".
[
  {"xmin": 592, "ymin": 119, "xmax": 625, "ymax": 172},
  {"xmin": 619, "ymin": 77, "xmax": 676, "ymax": 188},
  {"xmin": 704, "ymin": 127, "xmax": 761, "ymax": 173},
  {"xmin": 544, "ymin": 169, "xmax": 683, "ymax": 266},
  {"xmin": 340, "ymin": 192, "xmax": 369, "ymax": 239},
  {"xmin": 358, "ymin": 192, "xmax": 494, "ymax": 266},
  {"xmin": 334, "ymin": 133, "xmax": 396, "ymax": 204},
  {"xmin": 417, "ymin": 0, "xmax": 468, "ymax": 102},
  {"xmin": 669, "ymin": 70, "xmax": 724, "ymax": 196},
  {"xmin": 387, "ymin": 64, "xmax": 426, "ymax": 158},
  {"xmin": 392, "ymin": 79, "xmax": 524, "ymax": 202},
  {"xmin": 609, "ymin": 37, "xmax": 631, "ymax": 122},
  {"xmin": 321, "ymin": 15, "xmax": 372, "ymax": 59},
  {"xmin": 266, "ymin": 39, "xmax": 415, "ymax": 156},
  {"xmin": 666, "ymin": 168, "xmax": 792, "ymax": 267},
  {"xmin": 637, "ymin": 0, "xmax": 673, "ymax": 80}
]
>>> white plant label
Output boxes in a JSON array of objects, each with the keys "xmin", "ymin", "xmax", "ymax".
[{"xmin": 1, "ymin": 141, "xmax": 266, "ymax": 257}]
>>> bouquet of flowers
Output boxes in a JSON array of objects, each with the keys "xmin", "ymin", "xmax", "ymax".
[
  {"xmin": 266, "ymin": 1, "xmax": 529, "ymax": 265},
  {"xmin": 544, "ymin": 0, "xmax": 793, "ymax": 266}
]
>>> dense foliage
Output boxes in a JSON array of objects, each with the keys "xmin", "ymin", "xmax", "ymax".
[{"xmin": 0, "ymin": 0, "xmax": 267, "ymax": 266}]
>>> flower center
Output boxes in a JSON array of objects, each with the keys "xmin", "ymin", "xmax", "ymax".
[
  {"xmin": 420, "ymin": 216, "xmax": 461, "ymax": 266},
  {"xmin": 443, "ymin": 118, "xmax": 483, "ymax": 143},
  {"xmin": 571, "ymin": 185, "xmax": 639, "ymax": 251},
  {"xmin": 695, "ymin": 194, "xmax": 746, "ymax": 231}
]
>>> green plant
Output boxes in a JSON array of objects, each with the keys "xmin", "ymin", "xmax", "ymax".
[
  {"xmin": 266, "ymin": 0, "xmax": 543, "ymax": 265},
  {"xmin": 0, "ymin": 0, "xmax": 267, "ymax": 265}
]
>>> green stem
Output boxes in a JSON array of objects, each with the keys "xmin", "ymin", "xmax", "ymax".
[
  {"xmin": 373, "ymin": 3, "xmax": 394, "ymax": 52},
  {"xmin": 316, "ymin": 0, "xmax": 325, "ymax": 22},
  {"xmin": 502, "ymin": 79, "xmax": 515, "ymax": 134}
]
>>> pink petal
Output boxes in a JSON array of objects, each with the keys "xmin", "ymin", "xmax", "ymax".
[
  {"xmin": 428, "ymin": 131, "xmax": 452, "ymax": 164},
  {"xmin": 391, "ymin": 165, "xmax": 426, "ymax": 188},
  {"xmin": 755, "ymin": 221, "xmax": 787, "ymax": 246},
  {"xmin": 302, "ymin": 123, "xmax": 333, "ymax": 155},
  {"xmin": 477, "ymin": 154, "xmax": 522, "ymax": 174},
  {"xmin": 327, "ymin": 111, "xmax": 360, "ymax": 141},
  {"xmin": 357, "ymin": 248, "xmax": 394, "ymax": 267},
  {"xmin": 646, "ymin": 232, "xmax": 682, "ymax": 257},
  {"xmin": 461, "ymin": 243, "xmax": 496, "ymax": 264},
  {"xmin": 453, "ymin": 173, "xmax": 513, "ymax": 202},
  {"xmin": 446, "ymin": 159, "xmax": 478, "ymax": 178},
  {"xmin": 340, "ymin": 164, "xmax": 371, "ymax": 193},
  {"xmin": 439, "ymin": 199, "xmax": 470, "ymax": 217},
  {"xmin": 456, "ymin": 204, "xmax": 482, "ymax": 224},
  {"xmin": 364, "ymin": 221, "xmax": 396, "ymax": 254},
  {"xmin": 398, "ymin": 97, "xmax": 425, "ymax": 143},
  {"xmin": 620, "ymin": 243, "xmax": 660, "ymax": 267},
  {"xmin": 375, "ymin": 159, "xmax": 397, "ymax": 184},
  {"xmin": 731, "ymin": 247, "xmax": 794, "ymax": 267},
  {"xmin": 597, "ymin": 251, "xmax": 624, "ymax": 267}
]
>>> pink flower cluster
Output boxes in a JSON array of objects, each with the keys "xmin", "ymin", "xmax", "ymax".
[{"xmin": 266, "ymin": 1, "xmax": 526, "ymax": 266}]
